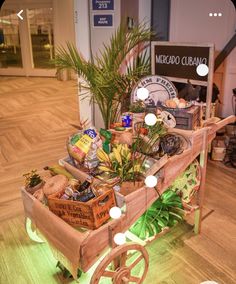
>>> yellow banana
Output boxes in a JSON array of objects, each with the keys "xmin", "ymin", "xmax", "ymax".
[{"xmin": 44, "ymin": 165, "xmax": 74, "ymax": 179}]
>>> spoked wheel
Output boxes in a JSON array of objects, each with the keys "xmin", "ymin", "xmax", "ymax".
[
  {"xmin": 25, "ymin": 217, "xmax": 44, "ymax": 243},
  {"xmin": 91, "ymin": 243, "xmax": 149, "ymax": 284}
]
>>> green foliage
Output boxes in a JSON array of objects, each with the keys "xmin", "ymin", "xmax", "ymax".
[
  {"xmin": 97, "ymin": 144, "xmax": 144, "ymax": 182},
  {"xmin": 23, "ymin": 170, "xmax": 42, "ymax": 188},
  {"xmin": 131, "ymin": 121, "xmax": 166, "ymax": 156},
  {"xmin": 129, "ymin": 100, "xmax": 145, "ymax": 113},
  {"xmin": 147, "ymin": 121, "xmax": 167, "ymax": 139},
  {"xmin": 129, "ymin": 190, "xmax": 184, "ymax": 240},
  {"xmin": 54, "ymin": 24, "xmax": 153, "ymax": 129}
]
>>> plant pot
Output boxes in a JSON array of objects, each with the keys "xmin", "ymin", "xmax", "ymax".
[
  {"xmin": 119, "ymin": 180, "xmax": 144, "ymax": 196},
  {"xmin": 26, "ymin": 181, "xmax": 45, "ymax": 195},
  {"xmin": 132, "ymin": 112, "xmax": 145, "ymax": 121}
]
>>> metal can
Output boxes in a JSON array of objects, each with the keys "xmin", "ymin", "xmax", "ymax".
[{"xmin": 122, "ymin": 113, "xmax": 132, "ymax": 127}]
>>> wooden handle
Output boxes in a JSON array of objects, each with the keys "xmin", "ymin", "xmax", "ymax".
[
  {"xmin": 214, "ymin": 115, "xmax": 235, "ymax": 129},
  {"xmin": 206, "ymin": 115, "xmax": 236, "ymax": 135}
]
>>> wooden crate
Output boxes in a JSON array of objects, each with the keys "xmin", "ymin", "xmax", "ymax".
[
  {"xmin": 48, "ymin": 188, "xmax": 116, "ymax": 230},
  {"xmin": 163, "ymin": 105, "xmax": 200, "ymax": 130}
]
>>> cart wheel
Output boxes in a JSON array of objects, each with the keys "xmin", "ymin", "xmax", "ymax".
[
  {"xmin": 91, "ymin": 243, "xmax": 149, "ymax": 284},
  {"xmin": 25, "ymin": 217, "xmax": 44, "ymax": 243}
]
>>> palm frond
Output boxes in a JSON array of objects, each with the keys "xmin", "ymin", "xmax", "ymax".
[{"xmin": 54, "ymin": 24, "xmax": 153, "ymax": 129}]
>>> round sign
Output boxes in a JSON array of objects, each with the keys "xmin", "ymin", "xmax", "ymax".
[
  {"xmin": 131, "ymin": 75, "xmax": 178, "ymax": 106},
  {"xmin": 160, "ymin": 111, "xmax": 176, "ymax": 128}
]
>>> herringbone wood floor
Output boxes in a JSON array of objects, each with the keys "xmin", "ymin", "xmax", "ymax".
[
  {"xmin": 0, "ymin": 77, "xmax": 236, "ymax": 284},
  {"xmin": 0, "ymin": 77, "xmax": 79, "ymax": 221}
]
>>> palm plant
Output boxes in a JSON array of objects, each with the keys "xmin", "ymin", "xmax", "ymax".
[{"xmin": 54, "ymin": 23, "xmax": 152, "ymax": 129}]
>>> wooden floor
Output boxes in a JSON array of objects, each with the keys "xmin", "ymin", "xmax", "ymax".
[
  {"xmin": 0, "ymin": 76, "xmax": 79, "ymax": 222},
  {"xmin": 0, "ymin": 77, "xmax": 236, "ymax": 284}
]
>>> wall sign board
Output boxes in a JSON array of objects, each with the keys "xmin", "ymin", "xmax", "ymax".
[
  {"xmin": 93, "ymin": 14, "xmax": 113, "ymax": 27},
  {"xmin": 153, "ymin": 45, "xmax": 210, "ymax": 82},
  {"xmin": 151, "ymin": 41, "xmax": 214, "ymax": 119},
  {"xmin": 92, "ymin": 0, "xmax": 114, "ymax": 10}
]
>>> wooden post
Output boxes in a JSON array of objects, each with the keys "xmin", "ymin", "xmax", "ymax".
[
  {"xmin": 205, "ymin": 45, "xmax": 215, "ymax": 120},
  {"xmin": 194, "ymin": 128, "xmax": 209, "ymax": 234},
  {"xmin": 108, "ymin": 221, "xmax": 123, "ymax": 270}
]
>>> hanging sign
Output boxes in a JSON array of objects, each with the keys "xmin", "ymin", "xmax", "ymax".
[
  {"xmin": 93, "ymin": 14, "xmax": 113, "ymax": 27},
  {"xmin": 92, "ymin": 0, "xmax": 114, "ymax": 10}
]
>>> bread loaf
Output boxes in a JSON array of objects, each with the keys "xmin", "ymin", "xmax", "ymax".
[{"xmin": 43, "ymin": 175, "xmax": 68, "ymax": 197}]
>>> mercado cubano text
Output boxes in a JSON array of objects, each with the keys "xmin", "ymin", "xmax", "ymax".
[{"xmin": 156, "ymin": 55, "xmax": 208, "ymax": 66}]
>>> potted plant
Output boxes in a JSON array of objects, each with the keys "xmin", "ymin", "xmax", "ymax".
[
  {"xmin": 23, "ymin": 170, "xmax": 44, "ymax": 194},
  {"xmin": 96, "ymin": 144, "xmax": 144, "ymax": 195},
  {"xmin": 129, "ymin": 100, "xmax": 146, "ymax": 133},
  {"xmin": 132, "ymin": 121, "xmax": 167, "ymax": 158},
  {"xmin": 54, "ymin": 23, "xmax": 152, "ymax": 129},
  {"xmin": 129, "ymin": 100, "xmax": 145, "ymax": 114}
]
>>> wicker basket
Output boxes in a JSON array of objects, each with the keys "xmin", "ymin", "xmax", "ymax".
[{"xmin": 211, "ymin": 138, "xmax": 226, "ymax": 161}]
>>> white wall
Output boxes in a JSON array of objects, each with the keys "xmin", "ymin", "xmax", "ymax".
[
  {"xmin": 90, "ymin": 0, "xmax": 121, "ymax": 129},
  {"xmin": 139, "ymin": 0, "xmax": 151, "ymax": 25},
  {"xmin": 90, "ymin": 0, "xmax": 121, "ymax": 57},
  {"xmin": 74, "ymin": 0, "xmax": 93, "ymax": 124},
  {"xmin": 53, "ymin": 0, "xmax": 75, "ymax": 48},
  {"xmin": 73, "ymin": 0, "xmax": 122, "ymax": 127},
  {"xmin": 73, "ymin": 0, "xmax": 152, "ymax": 127},
  {"xmin": 169, "ymin": 0, "xmax": 236, "ymax": 117},
  {"xmin": 223, "ymin": 46, "xmax": 236, "ymax": 117}
]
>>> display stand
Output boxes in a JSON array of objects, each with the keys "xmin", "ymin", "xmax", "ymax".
[{"xmin": 21, "ymin": 116, "xmax": 235, "ymax": 283}]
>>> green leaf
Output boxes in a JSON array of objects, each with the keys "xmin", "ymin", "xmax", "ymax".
[
  {"xmin": 129, "ymin": 190, "xmax": 184, "ymax": 240},
  {"xmin": 54, "ymin": 24, "xmax": 153, "ymax": 129}
]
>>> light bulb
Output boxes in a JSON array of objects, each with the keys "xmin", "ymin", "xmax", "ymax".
[
  {"xmin": 137, "ymin": 87, "xmax": 149, "ymax": 100},
  {"xmin": 145, "ymin": 175, "xmax": 158, "ymax": 188},
  {"xmin": 114, "ymin": 233, "xmax": 126, "ymax": 245},
  {"xmin": 109, "ymin": 207, "xmax": 122, "ymax": 219},
  {"xmin": 145, "ymin": 113, "xmax": 157, "ymax": 126},
  {"xmin": 196, "ymin": 64, "xmax": 209, "ymax": 76}
]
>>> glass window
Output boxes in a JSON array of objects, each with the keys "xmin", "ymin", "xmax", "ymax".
[
  {"xmin": 27, "ymin": 8, "xmax": 54, "ymax": 69},
  {"xmin": 0, "ymin": 9, "xmax": 23, "ymax": 68}
]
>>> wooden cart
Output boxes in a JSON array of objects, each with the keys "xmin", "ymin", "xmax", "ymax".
[{"xmin": 22, "ymin": 116, "xmax": 235, "ymax": 284}]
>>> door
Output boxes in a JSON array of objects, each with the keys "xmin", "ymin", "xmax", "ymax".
[{"xmin": 0, "ymin": 1, "xmax": 56, "ymax": 76}]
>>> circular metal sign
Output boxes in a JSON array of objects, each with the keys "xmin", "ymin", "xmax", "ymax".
[{"xmin": 131, "ymin": 75, "xmax": 178, "ymax": 106}]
